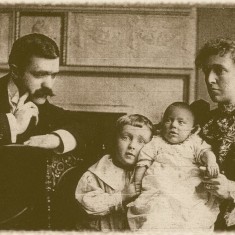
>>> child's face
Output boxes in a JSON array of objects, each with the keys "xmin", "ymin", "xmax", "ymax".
[
  {"xmin": 115, "ymin": 124, "xmax": 152, "ymax": 168},
  {"xmin": 162, "ymin": 106, "xmax": 194, "ymax": 144}
]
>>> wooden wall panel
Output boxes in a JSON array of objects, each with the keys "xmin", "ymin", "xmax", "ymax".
[
  {"xmin": 0, "ymin": 13, "xmax": 12, "ymax": 64},
  {"xmin": 0, "ymin": 5, "xmax": 197, "ymax": 121},
  {"xmin": 51, "ymin": 73, "xmax": 187, "ymax": 122},
  {"xmin": 67, "ymin": 10, "xmax": 196, "ymax": 68}
]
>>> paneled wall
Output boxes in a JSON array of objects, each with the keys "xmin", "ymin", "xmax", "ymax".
[{"xmin": 0, "ymin": 5, "xmax": 197, "ymax": 122}]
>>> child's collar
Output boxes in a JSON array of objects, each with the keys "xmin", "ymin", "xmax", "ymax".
[{"xmin": 88, "ymin": 155, "xmax": 133, "ymax": 190}]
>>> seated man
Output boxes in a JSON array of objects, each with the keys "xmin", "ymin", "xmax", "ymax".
[
  {"xmin": 0, "ymin": 33, "xmax": 84, "ymax": 229},
  {"xmin": 0, "ymin": 33, "xmax": 82, "ymax": 151}
]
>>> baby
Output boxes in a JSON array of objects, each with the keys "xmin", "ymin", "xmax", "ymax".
[
  {"xmin": 75, "ymin": 114, "xmax": 153, "ymax": 231},
  {"xmin": 128, "ymin": 102, "xmax": 220, "ymax": 231}
]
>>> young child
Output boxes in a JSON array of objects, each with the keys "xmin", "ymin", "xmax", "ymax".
[
  {"xmin": 128, "ymin": 102, "xmax": 221, "ymax": 231},
  {"xmin": 75, "ymin": 114, "xmax": 153, "ymax": 231}
]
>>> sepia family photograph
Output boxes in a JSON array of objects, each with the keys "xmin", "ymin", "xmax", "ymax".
[{"xmin": 0, "ymin": 0, "xmax": 235, "ymax": 233}]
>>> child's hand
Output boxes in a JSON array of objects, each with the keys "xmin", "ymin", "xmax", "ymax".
[
  {"xmin": 206, "ymin": 162, "xmax": 220, "ymax": 178},
  {"xmin": 121, "ymin": 182, "xmax": 139, "ymax": 204}
]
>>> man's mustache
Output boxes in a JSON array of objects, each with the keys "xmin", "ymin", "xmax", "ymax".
[{"xmin": 32, "ymin": 87, "xmax": 55, "ymax": 97}]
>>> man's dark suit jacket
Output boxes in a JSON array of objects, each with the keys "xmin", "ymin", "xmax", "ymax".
[
  {"xmin": 0, "ymin": 74, "xmax": 86, "ymax": 229},
  {"xmin": 0, "ymin": 74, "xmax": 83, "ymax": 147}
]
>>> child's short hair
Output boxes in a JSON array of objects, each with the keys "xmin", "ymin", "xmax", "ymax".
[
  {"xmin": 163, "ymin": 102, "xmax": 195, "ymax": 124},
  {"xmin": 116, "ymin": 114, "xmax": 154, "ymax": 137}
]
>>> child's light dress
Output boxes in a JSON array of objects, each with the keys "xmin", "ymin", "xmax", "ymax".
[
  {"xmin": 128, "ymin": 134, "xmax": 220, "ymax": 231},
  {"xmin": 75, "ymin": 154, "xmax": 133, "ymax": 231}
]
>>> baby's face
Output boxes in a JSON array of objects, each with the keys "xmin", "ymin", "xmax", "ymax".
[
  {"xmin": 162, "ymin": 106, "xmax": 194, "ymax": 144},
  {"xmin": 115, "ymin": 124, "xmax": 152, "ymax": 168}
]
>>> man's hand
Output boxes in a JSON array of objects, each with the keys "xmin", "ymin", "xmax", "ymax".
[
  {"xmin": 23, "ymin": 134, "xmax": 61, "ymax": 150},
  {"xmin": 14, "ymin": 92, "xmax": 39, "ymax": 135}
]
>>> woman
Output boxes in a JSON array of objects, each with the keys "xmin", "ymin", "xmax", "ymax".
[{"xmin": 195, "ymin": 38, "xmax": 235, "ymax": 231}]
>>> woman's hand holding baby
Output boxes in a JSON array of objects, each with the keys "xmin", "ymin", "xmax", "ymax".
[{"xmin": 203, "ymin": 173, "xmax": 232, "ymax": 200}]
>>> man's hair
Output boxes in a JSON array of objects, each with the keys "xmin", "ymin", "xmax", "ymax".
[
  {"xmin": 163, "ymin": 102, "xmax": 195, "ymax": 124},
  {"xmin": 195, "ymin": 38, "xmax": 235, "ymax": 68},
  {"xmin": 116, "ymin": 114, "xmax": 154, "ymax": 137},
  {"xmin": 9, "ymin": 33, "xmax": 60, "ymax": 70}
]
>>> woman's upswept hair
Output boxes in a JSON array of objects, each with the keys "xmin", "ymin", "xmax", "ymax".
[
  {"xmin": 195, "ymin": 38, "xmax": 235, "ymax": 68},
  {"xmin": 116, "ymin": 114, "xmax": 154, "ymax": 137}
]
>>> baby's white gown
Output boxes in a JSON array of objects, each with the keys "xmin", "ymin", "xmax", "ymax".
[{"xmin": 127, "ymin": 135, "xmax": 220, "ymax": 231}]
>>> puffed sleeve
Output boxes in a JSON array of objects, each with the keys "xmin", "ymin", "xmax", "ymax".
[{"xmin": 75, "ymin": 171, "xmax": 123, "ymax": 216}]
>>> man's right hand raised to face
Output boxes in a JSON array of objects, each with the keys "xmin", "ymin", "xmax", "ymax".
[{"xmin": 14, "ymin": 92, "xmax": 39, "ymax": 135}]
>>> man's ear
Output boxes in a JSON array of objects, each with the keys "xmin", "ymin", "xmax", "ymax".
[{"xmin": 191, "ymin": 124, "xmax": 201, "ymax": 134}]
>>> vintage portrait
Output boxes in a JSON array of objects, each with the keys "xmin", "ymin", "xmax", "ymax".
[{"xmin": 0, "ymin": 0, "xmax": 235, "ymax": 233}]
